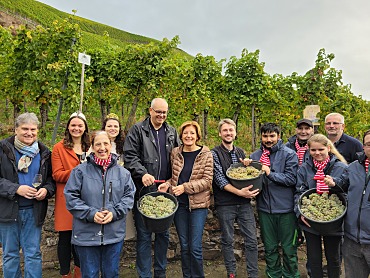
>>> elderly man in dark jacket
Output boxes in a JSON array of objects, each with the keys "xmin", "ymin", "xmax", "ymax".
[
  {"xmin": 124, "ymin": 98, "xmax": 180, "ymax": 278},
  {"xmin": 0, "ymin": 112, "xmax": 55, "ymax": 277},
  {"xmin": 250, "ymin": 122, "xmax": 299, "ymax": 278}
]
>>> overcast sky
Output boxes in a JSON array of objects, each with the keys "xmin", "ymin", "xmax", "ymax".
[{"xmin": 37, "ymin": 0, "xmax": 370, "ymax": 100}]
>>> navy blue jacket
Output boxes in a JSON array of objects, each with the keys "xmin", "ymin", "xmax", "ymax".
[
  {"xmin": 285, "ymin": 135, "xmax": 310, "ymax": 166},
  {"xmin": 334, "ymin": 153, "xmax": 370, "ymax": 244},
  {"xmin": 295, "ymin": 155, "xmax": 347, "ymax": 236},
  {"xmin": 250, "ymin": 140, "xmax": 298, "ymax": 214},
  {"xmin": 334, "ymin": 133, "xmax": 362, "ymax": 164}
]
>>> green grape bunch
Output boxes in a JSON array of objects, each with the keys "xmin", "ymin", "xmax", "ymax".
[
  {"xmin": 139, "ymin": 195, "xmax": 176, "ymax": 218},
  {"xmin": 227, "ymin": 166, "xmax": 261, "ymax": 180},
  {"xmin": 300, "ymin": 192, "xmax": 345, "ymax": 222}
]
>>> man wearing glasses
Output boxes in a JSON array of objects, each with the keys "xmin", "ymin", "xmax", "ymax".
[
  {"xmin": 325, "ymin": 112, "xmax": 362, "ymax": 163},
  {"xmin": 324, "ymin": 129, "xmax": 370, "ymax": 278},
  {"xmin": 124, "ymin": 98, "xmax": 180, "ymax": 278}
]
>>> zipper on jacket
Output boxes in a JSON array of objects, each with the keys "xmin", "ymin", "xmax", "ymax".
[
  {"xmin": 100, "ymin": 171, "xmax": 107, "ymax": 244},
  {"xmin": 109, "ymin": 182, "xmax": 112, "ymax": 202},
  {"xmin": 156, "ymin": 130, "xmax": 162, "ymax": 181},
  {"xmin": 187, "ymin": 150, "xmax": 204, "ymax": 212},
  {"xmin": 356, "ymin": 171, "xmax": 370, "ymax": 242}
]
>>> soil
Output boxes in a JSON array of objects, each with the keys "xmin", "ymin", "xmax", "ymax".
[{"xmin": 1, "ymin": 247, "xmax": 345, "ymax": 278}]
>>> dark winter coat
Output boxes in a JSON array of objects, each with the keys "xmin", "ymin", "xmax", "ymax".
[{"xmin": 0, "ymin": 135, "xmax": 55, "ymax": 225}]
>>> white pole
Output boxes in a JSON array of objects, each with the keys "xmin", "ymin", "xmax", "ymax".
[{"xmin": 79, "ymin": 63, "xmax": 85, "ymax": 113}]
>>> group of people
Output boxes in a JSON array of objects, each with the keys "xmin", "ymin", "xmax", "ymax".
[{"xmin": 0, "ymin": 97, "xmax": 369, "ymax": 278}]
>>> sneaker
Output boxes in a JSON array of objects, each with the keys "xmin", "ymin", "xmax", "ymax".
[{"xmin": 228, "ymin": 274, "xmax": 235, "ymax": 278}]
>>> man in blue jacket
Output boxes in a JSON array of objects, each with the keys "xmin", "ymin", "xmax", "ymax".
[
  {"xmin": 0, "ymin": 112, "xmax": 55, "ymax": 277},
  {"xmin": 124, "ymin": 98, "xmax": 180, "ymax": 278},
  {"xmin": 250, "ymin": 122, "xmax": 299, "ymax": 278},
  {"xmin": 325, "ymin": 129, "xmax": 370, "ymax": 278}
]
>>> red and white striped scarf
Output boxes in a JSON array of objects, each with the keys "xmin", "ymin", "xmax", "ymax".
[
  {"xmin": 94, "ymin": 154, "xmax": 112, "ymax": 172},
  {"xmin": 295, "ymin": 139, "xmax": 308, "ymax": 166},
  {"xmin": 313, "ymin": 157, "xmax": 330, "ymax": 194},
  {"xmin": 260, "ymin": 148, "xmax": 271, "ymax": 167},
  {"xmin": 365, "ymin": 158, "xmax": 370, "ymax": 173}
]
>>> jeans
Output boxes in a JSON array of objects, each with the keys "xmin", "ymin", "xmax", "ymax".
[
  {"xmin": 217, "ymin": 204, "xmax": 258, "ymax": 278},
  {"xmin": 304, "ymin": 231, "xmax": 341, "ymax": 278},
  {"xmin": 58, "ymin": 230, "xmax": 80, "ymax": 275},
  {"xmin": 133, "ymin": 205, "xmax": 169, "ymax": 278},
  {"xmin": 0, "ymin": 208, "xmax": 42, "ymax": 278},
  {"xmin": 343, "ymin": 236, "xmax": 370, "ymax": 278},
  {"xmin": 174, "ymin": 206, "xmax": 207, "ymax": 278},
  {"xmin": 74, "ymin": 240, "xmax": 123, "ymax": 278},
  {"xmin": 258, "ymin": 211, "xmax": 299, "ymax": 278}
]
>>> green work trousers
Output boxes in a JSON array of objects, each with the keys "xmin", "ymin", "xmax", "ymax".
[{"xmin": 258, "ymin": 211, "xmax": 300, "ymax": 278}]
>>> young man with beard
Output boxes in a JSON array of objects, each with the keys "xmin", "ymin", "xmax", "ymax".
[
  {"xmin": 212, "ymin": 118, "xmax": 259, "ymax": 278},
  {"xmin": 124, "ymin": 98, "xmax": 180, "ymax": 278},
  {"xmin": 286, "ymin": 119, "xmax": 314, "ymax": 166},
  {"xmin": 249, "ymin": 122, "xmax": 299, "ymax": 278}
]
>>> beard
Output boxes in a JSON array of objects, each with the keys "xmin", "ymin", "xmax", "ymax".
[{"xmin": 222, "ymin": 138, "xmax": 234, "ymax": 145}]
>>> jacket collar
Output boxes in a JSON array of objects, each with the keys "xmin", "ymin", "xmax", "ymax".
[
  {"xmin": 87, "ymin": 152, "xmax": 118, "ymax": 169},
  {"xmin": 141, "ymin": 117, "xmax": 168, "ymax": 134}
]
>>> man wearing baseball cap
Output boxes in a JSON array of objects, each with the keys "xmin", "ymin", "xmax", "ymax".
[{"xmin": 286, "ymin": 119, "xmax": 314, "ymax": 166}]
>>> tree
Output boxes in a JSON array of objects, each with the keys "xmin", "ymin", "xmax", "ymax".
[{"xmin": 224, "ymin": 49, "xmax": 269, "ymax": 149}]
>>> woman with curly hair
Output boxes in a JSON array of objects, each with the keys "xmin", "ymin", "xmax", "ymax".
[{"xmin": 101, "ymin": 113, "xmax": 125, "ymax": 164}]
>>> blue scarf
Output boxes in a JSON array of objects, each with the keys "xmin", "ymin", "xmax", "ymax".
[{"xmin": 14, "ymin": 137, "xmax": 40, "ymax": 173}]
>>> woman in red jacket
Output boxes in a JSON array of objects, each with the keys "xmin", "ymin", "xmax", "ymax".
[{"xmin": 52, "ymin": 112, "xmax": 89, "ymax": 278}]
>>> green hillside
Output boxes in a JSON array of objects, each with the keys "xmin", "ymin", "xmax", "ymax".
[{"xmin": 0, "ymin": 0, "xmax": 157, "ymax": 49}]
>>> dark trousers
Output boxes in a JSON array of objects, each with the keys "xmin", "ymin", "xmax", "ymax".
[
  {"xmin": 343, "ymin": 236, "xmax": 370, "ymax": 278},
  {"xmin": 58, "ymin": 230, "xmax": 80, "ymax": 275},
  {"xmin": 304, "ymin": 231, "xmax": 341, "ymax": 278}
]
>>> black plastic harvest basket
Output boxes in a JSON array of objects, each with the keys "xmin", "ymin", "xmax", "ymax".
[
  {"xmin": 298, "ymin": 188, "xmax": 347, "ymax": 235},
  {"xmin": 226, "ymin": 161, "xmax": 264, "ymax": 191},
  {"xmin": 137, "ymin": 192, "xmax": 178, "ymax": 233}
]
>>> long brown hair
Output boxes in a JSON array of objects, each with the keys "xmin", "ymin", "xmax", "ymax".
[
  {"xmin": 63, "ymin": 115, "xmax": 90, "ymax": 151},
  {"xmin": 101, "ymin": 116, "xmax": 125, "ymax": 155}
]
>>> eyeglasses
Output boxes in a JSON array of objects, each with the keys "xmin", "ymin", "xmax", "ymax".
[
  {"xmin": 364, "ymin": 143, "xmax": 370, "ymax": 147},
  {"xmin": 325, "ymin": 122, "xmax": 343, "ymax": 126},
  {"xmin": 151, "ymin": 108, "xmax": 168, "ymax": 115}
]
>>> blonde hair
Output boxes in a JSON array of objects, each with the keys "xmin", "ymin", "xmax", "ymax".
[
  {"xmin": 179, "ymin": 121, "xmax": 202, "ymax": 144},
  {"xmin": 308, "ymin": 134, "xmax": 347, "ymax": 164},
  {"xmin": 218, "ymin": 118, "xmax": 236, "ymax": 132}
]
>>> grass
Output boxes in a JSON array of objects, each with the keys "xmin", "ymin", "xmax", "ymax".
[{"xmin": 0, "ymin": 0, "xmax": 157, "ymax": 50}]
